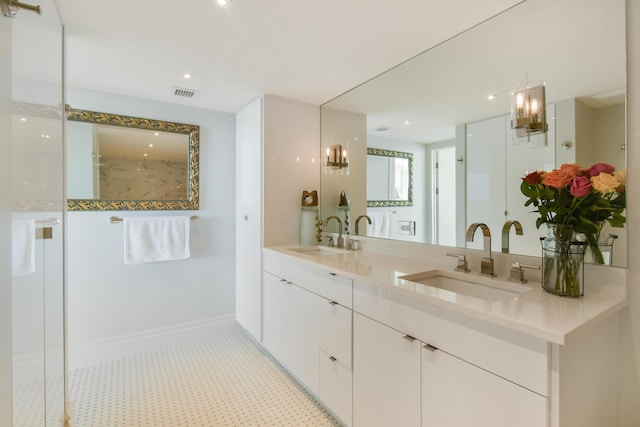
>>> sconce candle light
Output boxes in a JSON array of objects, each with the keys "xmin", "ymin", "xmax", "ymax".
[
  {"xmin": 324, "ymin": 143, "xmax": 349, "ymax": 174},
  {"xmin": 511, "ymin": 84, "xmax": 548, "ymax": 139}
]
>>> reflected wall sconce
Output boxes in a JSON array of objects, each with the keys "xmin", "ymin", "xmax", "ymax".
[
  {"xmin": 324, "ymin": 143, "xmax": 349, "ymax": 175},
  {"xmin": 510, "ymin": 84, "xmax": 548, "ymax": 139}
]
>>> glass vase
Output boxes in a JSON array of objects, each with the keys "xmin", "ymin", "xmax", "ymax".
[{"xmin": 541, "ymin": 224, "xmax": 587, "ymax": 297}]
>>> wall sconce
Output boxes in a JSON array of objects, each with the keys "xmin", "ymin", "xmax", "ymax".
[
  {"xmin": 324, "ymin": 143, "xmax": 349, "ymax": 175},
  {"xmin": 511, "ymin": 84, "xmax": 548, "ymax": 139}
]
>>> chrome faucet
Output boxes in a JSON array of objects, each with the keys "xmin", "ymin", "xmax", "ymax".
[
  {"xmin": 465, "ymin": 223, "xmax": 495, "ymax": 277},
  {"xmin": 324, "ymin": 216, "xmax": 346, "ymax": 248},
  {"xmin": 354, "ymin": 215, "xmax": 372, "ymax": 236},
  {"xmin": 501, "ymin": 220, "xmax": 523, "ymax": 254}
]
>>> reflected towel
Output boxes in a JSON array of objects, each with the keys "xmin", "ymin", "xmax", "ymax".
[
  {"xmin": 124, "ymin": 216, "xmax": 190, "ymax": 265},
  {"xmin": 12, "ymin": 219, "xmax": 36, "ymax": 275},
  {"xmin": 367, "ymin": 210, "xmax": 392, "ymax": 238}
]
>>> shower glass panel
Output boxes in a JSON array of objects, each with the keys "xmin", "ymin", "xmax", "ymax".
[{"xmin": 10, "ymin": 0, "xmax": 66, "ymax": 425}]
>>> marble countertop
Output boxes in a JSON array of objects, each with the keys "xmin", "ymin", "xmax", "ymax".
[{"xmin": 264, "ymin": 245, "xmax": 628, "ymax": 345}]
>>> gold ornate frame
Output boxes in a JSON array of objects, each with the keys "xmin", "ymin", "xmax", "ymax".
[{"xmin": 66, "ymin": 108, "xmax": 199, "ymax": 211}]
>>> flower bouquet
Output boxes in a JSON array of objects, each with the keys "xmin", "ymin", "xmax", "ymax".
[{"xmin": 521, "ymin": 163, "xmax": 625, "ymax": 296}]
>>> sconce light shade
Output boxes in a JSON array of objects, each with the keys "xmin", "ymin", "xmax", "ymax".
[{"xmin": 511, "ymin": 84, "xmax": 548, "ymax": 138}]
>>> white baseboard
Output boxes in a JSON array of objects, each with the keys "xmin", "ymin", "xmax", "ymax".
[
  {"xmin": 12, "ymin": 315, "xmax": 239, "ymax": 381},
  {"xmin": 67, "ymin": 315, "xmax": 239, "ymax": 371}
]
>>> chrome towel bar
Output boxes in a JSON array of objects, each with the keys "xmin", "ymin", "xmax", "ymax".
[{"xmin": 109, "ymin": 215, "xmax": 199, "ymax": 224}]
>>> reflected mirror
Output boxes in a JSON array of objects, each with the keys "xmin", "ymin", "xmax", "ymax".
[
  {"xmin": 320, "ymin": 0, "xmax": 627, "ymax": 266},
  {"xmin": 367, "ymin": 148, "xmax": 413, "ymax": 207},
  {"xmin": 66, "ymin": 108, "xmax": 199, "ymax": 210}
]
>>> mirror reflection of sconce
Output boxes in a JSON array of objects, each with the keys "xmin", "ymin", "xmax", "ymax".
[
  {"xmin": 324, "ymin": 143, "xmax": 349, "ymax": 175},
  {"xmin": 511, "ymin": 84, "xmax": 548, "ymax": 139}
]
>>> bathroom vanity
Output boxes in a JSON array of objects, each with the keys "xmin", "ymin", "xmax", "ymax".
[{"xmin": 260, "ymin": 244, "xmax": 627, "ymax": 427}]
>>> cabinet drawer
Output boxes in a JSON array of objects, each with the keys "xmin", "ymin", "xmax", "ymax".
[
  {"xmin": 353, "ymin": 280, "xmax": 548, "ymax": 396},
  {"xmin": 264, "ymin": 251, "xmax": 319, "ymax": 293},
  {"xmin": 319, "ymin": 269, "xmax": 353, "ymax": 308},
  {"xmin": 422, "ymin": 346, "xmax": 547, "ymax": 427},
  {"xmin": 318, "ymin": 300, "xmax": 352, "ymax": 369},
  {"xmin": 319, "ymin": 349, "xmax": 353, "ymax": 427}
]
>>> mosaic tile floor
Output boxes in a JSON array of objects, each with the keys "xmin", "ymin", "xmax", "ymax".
[{"xmin": 14, "ymin": 331, "xmax": 342, "ymax": 427}]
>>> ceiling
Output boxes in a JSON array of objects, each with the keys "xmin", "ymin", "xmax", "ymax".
[{"xmin": 53, "ymin": 0, "xmax": 523, "ymax": 113}]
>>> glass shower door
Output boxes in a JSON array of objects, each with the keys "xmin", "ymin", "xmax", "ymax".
[{"xmin": 8, "ymin": 0, "xmax": 66, "ymax": 425}]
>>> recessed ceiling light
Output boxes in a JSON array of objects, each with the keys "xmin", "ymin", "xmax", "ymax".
[
  {"xmin": 217, "ymin": 0, "xmax": 229, "ymax": 5},
  {"xmin": 487, "ymin": 94, "xmax": 498, "ymax": 100},
  {"xmin": 149, "ymin": 144, "xmax": 154, "ymax": 148},
  {"xmin": 183, "ymin": 73, "xmax": 191, "ymax": 79},
  {"xmin": 404, "ymin": 120, "xmax": 411, "ymax": 125}
]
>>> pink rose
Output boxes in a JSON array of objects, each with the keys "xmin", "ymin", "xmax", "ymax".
[
  {"xmin": 588, "ymin": 163, "xmax": 615, "ymax": 177},
  {"xmin": 570, "ymin": 176, "xmax": 592, "ymax": 197}
]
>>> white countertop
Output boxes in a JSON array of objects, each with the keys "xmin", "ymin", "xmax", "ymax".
[{"xmin": 265, "ymin": 245, "xmax": 628, "ymax": 345}]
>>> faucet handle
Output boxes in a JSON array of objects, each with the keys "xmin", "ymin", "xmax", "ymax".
[
  {"xmin": 507, "ymin": 262, "xmax": 540, "ymax": 283},
  {"xmin": 446, "ymin": 253, "xmax": 470, "ymax": 272}
]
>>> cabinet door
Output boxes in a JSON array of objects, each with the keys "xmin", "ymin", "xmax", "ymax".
[
  {"xmin": 353, "ymin": 313, "xmax": 421, "ymax": 427},
  {"xmin": 262, "ymin": 272, "xmax": 319, "ymax": 391},
  {"xmin": 422, "ymin": 345, "xmax": 547, "ymax": 427},
  {"xmin": 319, "ymin": 349, "xmax": 353, "ymax": 427}
]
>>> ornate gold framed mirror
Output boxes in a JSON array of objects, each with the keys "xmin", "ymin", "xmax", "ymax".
[{"xmin": 66, "ymin": 108, "xmax": 199, "ymax": 211}]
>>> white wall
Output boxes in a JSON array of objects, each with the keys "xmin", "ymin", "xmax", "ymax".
[
  {"xmin": 620, "ymin": 2, "xmax": 640, "ymax": 425},
  {"xmin": 66, "ymin": 88, "xmax": 236, "ymax": 358},
  {"xmin": 263, "ymin": 95, "xmax": 321, "ymax": 246}
]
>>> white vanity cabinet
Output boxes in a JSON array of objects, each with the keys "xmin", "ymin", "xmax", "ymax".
[
  {"xmin": 352, "ymin": 279, "xmax": 548, "ymax": 427},
  {"xmin": 263, "ymin": 252, "xmax": 354, "ymax": 426},
  {"xmin": 353, "ymin": 313, "xmax": 422, "ymax": 427}
]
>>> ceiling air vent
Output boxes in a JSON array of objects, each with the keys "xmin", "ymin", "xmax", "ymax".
[{"xmin": 173, "ymin": 87, "xmax": 199, "ymax": 98}]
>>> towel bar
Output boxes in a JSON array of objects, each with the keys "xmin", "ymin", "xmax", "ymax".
[{"xmin": 109, "ymin": 215, "xmax": 199, "ymax": 224}]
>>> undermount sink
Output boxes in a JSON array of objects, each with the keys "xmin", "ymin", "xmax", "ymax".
[
  {"xmin": 288, "ymin": 246, "xmax": 344, "ymax": 256},
  {"xmin": 399, "ymin": 270, "xmax": 531, "ymax": 301}
]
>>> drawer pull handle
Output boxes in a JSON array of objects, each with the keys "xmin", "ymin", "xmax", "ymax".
[
  {"xmin": 329, "ymin": 272, "xmax": 337, "ymax": 276},
  {"xmin": 328, "ymin": 300, "xmax": 339, "ymax": 306},
  {"xmin": 280, "ymin": 278, "xmax": 286, "ymax": 282},
  {"xmin": 402, "ymin": 335, "xmax": 416, "ymax": 342},
  {"xmin": 329, "ymin": 356, "xmax": 337, "ymax": 362},
  {"xmin": 424, "ymin": 344, "xmax": 438, "ymax": 352}
]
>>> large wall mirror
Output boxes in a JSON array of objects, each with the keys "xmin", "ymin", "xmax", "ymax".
[
  {"xmin": 66, "ymin": 108, "xmax": 199, "ymax": 210},
  {"xmin": 320, "ymin": 0, "xmax": 627, "ymax": 267}
]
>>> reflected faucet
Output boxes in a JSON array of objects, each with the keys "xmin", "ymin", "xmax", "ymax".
[
  {"xmin": 324, "ymin": 216, "xmax": 346, "ymax": 248},
  {"xmin": 501, "ymin": 220, "xmax": 523, "ymax": 254},
  {"xmin": 354, "ymin": 215, "xmax": 372, "ymax": 236},
  {"xmin": 465, "ymin": 223, "xmax": 495, "ymax": 277}
]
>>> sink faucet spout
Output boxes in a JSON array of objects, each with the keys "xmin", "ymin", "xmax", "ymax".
[
  {"xmin": 354, "ymin": 215, "xmax": 372, "ymax": 236},
  {"xmin": 465, "ymin": 223, "xmax": 495, "ymax": 277},
  {"xmin": 324, "ymin": 216, "xmax": 345, "ymax": 248},
  {"xmin": 501, "ymin": 220, "xmax": 523, "ymax": 254}
]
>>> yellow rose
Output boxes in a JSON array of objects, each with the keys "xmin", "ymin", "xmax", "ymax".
[
  {"xmin": 616, "ymin": 169, "xmax": 626, "ymax": 187},
  {"xmin": 591, "ymin": 172, "xmax": 620, "ymax": 193}
]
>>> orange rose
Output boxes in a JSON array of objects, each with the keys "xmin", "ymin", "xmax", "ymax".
[
  {"xmin": 591, "ymin": 172, "xmax": 620, "ymax": 193},
  {"xmin": 542, "ymin": 169, "xmax": 574, "ymax": 188},
  {"xmin": 560, "ymin": 163, "xmax": 581, "ymax": 177}
]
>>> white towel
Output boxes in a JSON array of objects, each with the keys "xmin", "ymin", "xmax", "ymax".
[
  {"xmin": 12, "ymin": 219, "xmax": 36, "ymax": 275},
  {"xmin": 124, "ymin": 216, "xmax": 191, "ymax": 265},
  {"xmin": 367, "ymin": 210, "xmax": 392, "ymax": 238}
]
